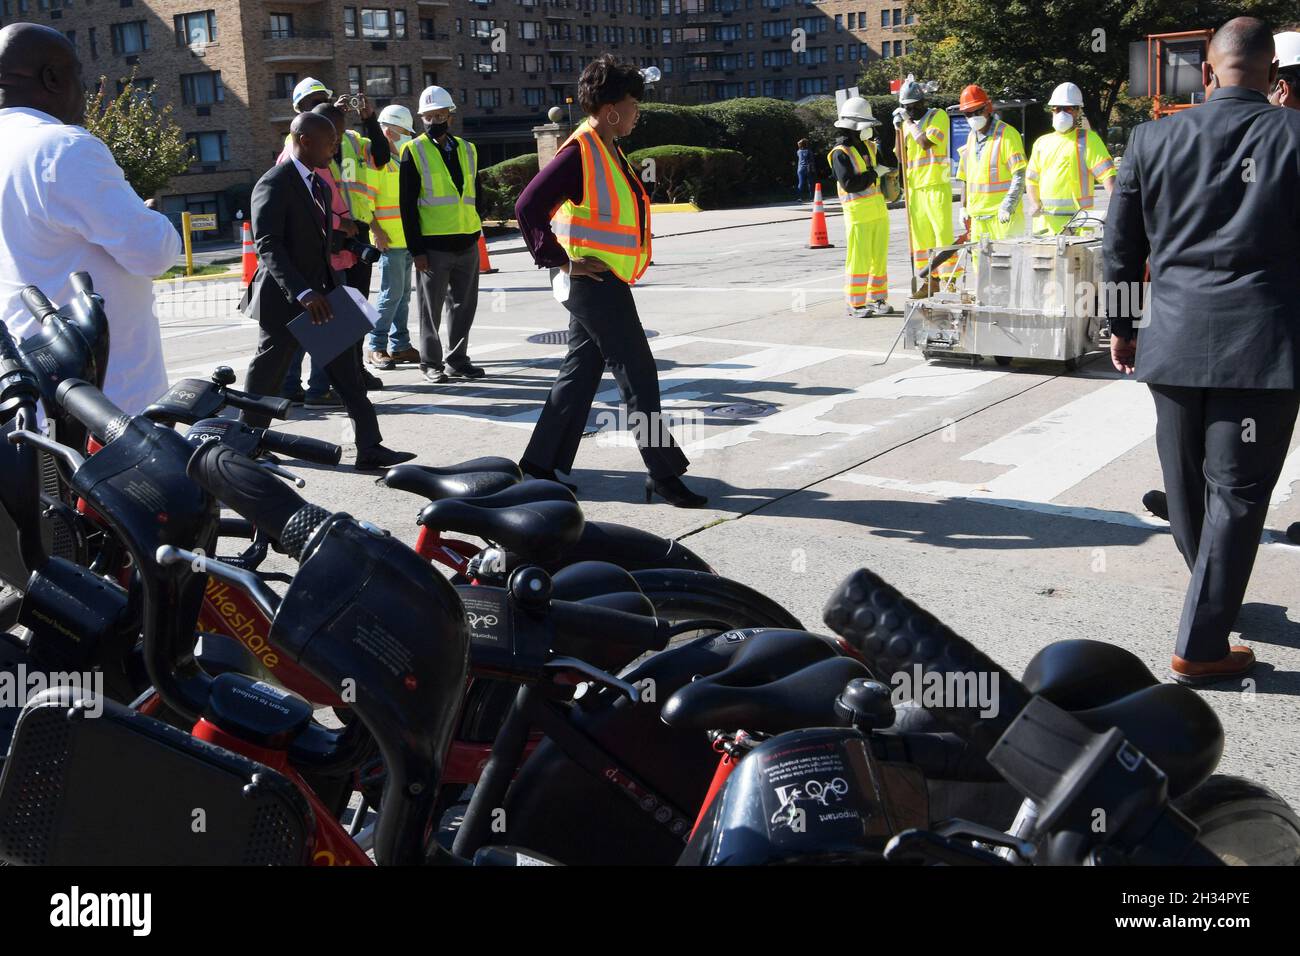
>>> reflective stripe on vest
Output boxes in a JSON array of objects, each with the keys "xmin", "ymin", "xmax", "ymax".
[
  {"xmin": 336, "ymin": 130, "xmax": 376, "ymax": 221},
  {"xmin": 411, "ymin": 135, "xmax": 481, "ymax": 236},
  {"xmin": 1035, "ymin": 127, "xmax": 1096, "ymax": 214},
  {"xmin": 551, "ymin": 122, "xmax": 651, "ymax": 283},
  {"xmin": 372, "ymin": 157, "xmax": 405, "ymax": 248}
]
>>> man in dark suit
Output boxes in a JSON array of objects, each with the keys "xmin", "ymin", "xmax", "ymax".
[
  {"xmin": 1105, "ymin": 17, "xmax": 1300, "ymax": 685},
  {"xmin": 240, "ymin": 112, "xmax": 414, "ymax": 472}
]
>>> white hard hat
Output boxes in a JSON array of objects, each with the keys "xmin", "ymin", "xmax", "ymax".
[
  {"xmin": 898, "ymin": 74, "xmax": 925, "ymax": 105},
  {"xmin": 1048, "ymin": 82, "xmax": 1084, "ymax": 107},
  {"xmin": 378, "ymin": 104, "xmax": 414, "ymax": 133},
  {"xmin": 839, "ymin": 96, "xmax": 880, "ymax": 128},
  {"xmin": 291, "ymin": 77, "xmax": 332, "ymax": 109},
  {"xmin": 1276, "ymin": 31, "xmax": 1300, "ymax": 71},
  {"xmin": 418, "ymin": 85, "xmax": 457, "ymax": 114}
]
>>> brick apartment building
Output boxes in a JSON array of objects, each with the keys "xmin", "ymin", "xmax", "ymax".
[{"xmin": 1, "ymin": 0, "xmax": 914, "ymax": 230}]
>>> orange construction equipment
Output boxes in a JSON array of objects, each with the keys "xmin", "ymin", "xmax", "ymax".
[
  {"xmin": 240, "ymin": 222, "xmax": 257, "ymax": 287},
  {"xmin": 958, "ymin": 84, "xmax": 991, "ymax": 112},
  {"xmin": 478, "ymin": 234, "xmax": 498, "ymax": 274},
  {"xmin": 807, "ymin": 182, "xmax": 833, "ymax": 249}
]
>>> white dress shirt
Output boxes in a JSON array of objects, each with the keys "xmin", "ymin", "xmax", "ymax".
[{"xmin": 0, "ymin": 107, "xmax": 181, "ymax": 416}]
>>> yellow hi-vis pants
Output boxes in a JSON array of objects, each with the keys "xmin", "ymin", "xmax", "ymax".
[
  {"xmin": 906, "ymin": 183, "xmax": 955, "ymax": 277},
  {"xmin": 844, "ymin": 218, "xmax": 889, "ymax": 307},
  {"xmin": 968, "ymin": 205, "xmax": 1025, "ymax": 272}
]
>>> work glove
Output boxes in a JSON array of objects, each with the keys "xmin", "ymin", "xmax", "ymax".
[
  {"xmin": 874, "ymin": 165, "xmax": 894, "ymax": 177},
  {"xmin": 997, "ymin": 205, "xmax": 1013, "ymax": 224},
  {"xmin": 891, "ymin": 106, "xmax": 908, "ymax": 129}
]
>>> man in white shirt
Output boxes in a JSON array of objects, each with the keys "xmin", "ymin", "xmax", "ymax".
[{"xmin": 0, "ymin": 23, "xmax": 180, "ymax": 416}]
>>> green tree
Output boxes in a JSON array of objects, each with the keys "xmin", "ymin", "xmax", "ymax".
[
  {"xmin": 902, "ymin": 0, "xmax": 1296, "ymax": 135},
  {"xmin": 82, "ymin": 70, "xmax": 192, "ymax": 199}
]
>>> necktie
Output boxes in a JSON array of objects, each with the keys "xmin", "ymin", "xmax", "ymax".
[{"xmin": 308, "ymin": 172, "xmax": 329, "ymax": 235}]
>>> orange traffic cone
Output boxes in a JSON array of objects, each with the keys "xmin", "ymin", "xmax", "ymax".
[
  {"xmin": 478, "ymin": 234, "xmax": 498, "ymax": 275},
  {"xmin": 240, "ymin": 222, "xmax": 257, "ymax": 287},
  {"xmin": 807, "ymin": 183, "xmax": 833, "ymax": 249}
]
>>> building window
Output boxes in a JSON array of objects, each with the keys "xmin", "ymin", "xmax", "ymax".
[
  {"xmin": 344, "ymin": 7, "xmax": 357, "ymax": 38},
  {"xmin": 88, "ymin": 26, "xmax": 97, "ymax": 58},
  {"xmin": 188, "ymin": 130, "xmax": 229, "ymax": 163},
  {"xmin": 273, "ymin": 72, "xmax": 298, "ymax": 98},
  {"xmin": 348, "ymin": 65, "xmax": 362, "ymax": 90},
  {"xmin": 365, "ymin": 65, "xmax": 395, "ymax": 96},
  {"xmin": 419, "ymin": 17, "xmax": 434, "ymax": 39},
  {"xmin": 397, "ymin": 65, "xmax": 411, "ymax": 94},
  {"xmin": 423, "ymin": 71, "xmax": 438, "ymax": 87},
  {"xmin": 846, "ymin": 11, "xmax": 854, "ymax": 27},
  {"xmin": 880, "ymin": 9, "xmax": 888, "ymax": 27},
  {"xmin": 834, "ymin": 13, "xmax": 841, "ymax": 30},
  {"xmin": 469, "ymin": 18, "xmax": 493, "ymax": 38},
  {"xmin": 474, "ymin": 53, "xmax": 498, "ymax": 73},
  {"xmin": 111, "ymin": 20, "xmax": 149, "ymax": 54},
  {"xmin": 173, "ymin": 10, "xmax": 215, "ymax": 46},
  {"xmin": 521, "ymin": 53, "xmax": 543, "ymax": 71},
  {"xmin": 519, "ymin": 20, "xmax": 541, "ymax": 39},
  {"xmin": 893, "ymin": 39, "xmax": 903, "ymax": 56},
  {"xmin": 180, "ymin": 70, "xmax": 224, "ymax": 104},
  {"xmin": 268, "ymin": 13, "xmax": 293, "ymax": 39},
  {"xmin": 475, "ymin": 88, "xmax": 501, "ymax": 108},
  {"xmin": 361, "ymin": 8, "xmax": 391, "ymax": 38},
  {"xmin": 116, "ymin": 76, "xmax": 154, "ymax": 104},
  {"xmin": 835, "ymin": 44, "xmax": 842, "ymax": 61},
  {"xmin": 522, "ymin": 88, "xmax": 545, "ymax": 106},
  {"xmin": 394, "ymin": 10, "xmax": 406, "ymax": 38}
]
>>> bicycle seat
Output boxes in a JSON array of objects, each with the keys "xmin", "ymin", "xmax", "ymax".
[
  {"xmin": 1074, "ymin": 683, "xmax": 1223, "ymax": 798},
  {"xmin": 552, "ymin": 561, "xmax": 654, "ymax": 617},
  {"xmin": 662, "ymin": 656, "xmax": 869, "ymax": 734},
  {"xmin": 381, "ymin": 457, "xmax": 522, "ymax": 502},
  {"xmin": 1022, "ymin": 639, "xmax": 1159, "ymax": 711},
  {"xmin": 417, "ymin": 480, "xmax": 584, "ymax": 562}
]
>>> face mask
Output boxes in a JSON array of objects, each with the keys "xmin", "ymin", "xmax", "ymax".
[
  {"xmin": 1052, "ymin": 111, "xmax": 1074, "ymax": 133},
  {"xmin": 968, "ymin": 114, "xmax": 988, "ymax": 132},
  {"xmin": 394, "ymin": 133, "xmax": 412, "ymax": 150},
  {"xmin": 859, "ymin": 127, "xmax": 874, "ymax": 142},
  {"xmin": 424, "ymin": 120, "xmax": 448, "ymax": 138}
]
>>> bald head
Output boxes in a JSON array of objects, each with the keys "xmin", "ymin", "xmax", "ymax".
[
  {"xmin": 1206, "ymin": 17, "xmax": 1278, "ymax": 93},
  {"xmin": 0, "ymin": 23, "xmax": 84, "ymax": 124},
  {"xmin": 290, "ymin": 111, "xmax": 337, "ymax": 169}
]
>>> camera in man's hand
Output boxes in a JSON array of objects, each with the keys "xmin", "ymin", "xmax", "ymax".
[{"xmin": 331, "ymin": 231, "xmax": 382, "ymax": 264}]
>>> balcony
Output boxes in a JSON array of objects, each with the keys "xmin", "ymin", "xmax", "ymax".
[
  {"xmin": 421, "ymin": 50, "xmax": 453, "ymax": 62},
  {"xmin": 419, "ymin": 30, "xmax": 451, "ymax": 41},
  {"xmin": 417, "ymin": 0, "xmax": 451, "ymax": 4},
  {"xmin": 262, "ymin": 29, "xmax": 333, "ymax": 63}
]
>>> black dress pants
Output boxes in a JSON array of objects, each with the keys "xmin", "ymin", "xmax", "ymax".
[
  {"xmin": 243, "ymin": 302, "xmax": 382, "ymax": 450},
  {"xmin": 523, "ymin": 273, "xmax": 688, "ymax": 482},
  {"xmin": 1149, "ymin": 384, "xmax": 1300, "ymax": 661}
]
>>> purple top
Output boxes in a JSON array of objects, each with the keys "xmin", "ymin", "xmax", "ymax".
[{"xmin": 515, "ymin": 136, "xmax": 646, "ymax": 270}]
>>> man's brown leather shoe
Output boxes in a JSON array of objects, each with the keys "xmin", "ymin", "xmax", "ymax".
[
  {"xmin": 390, "ymin": 347, "xmax": 420, "ymax": 364},
  {"xmin": 1170, "ymin": 646, "xmax": 1256, "ymax": 686}
]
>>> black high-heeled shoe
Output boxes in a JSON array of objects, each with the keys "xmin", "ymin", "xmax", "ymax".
[
  {"xmin": 519, "ymin": 459, "xmax": 578, "ymax": 493},
  {"xmin": 644, "ymin": 475, "xmax": 707, "ymax": 508}
]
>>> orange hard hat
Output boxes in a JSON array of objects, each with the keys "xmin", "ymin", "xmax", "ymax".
[{"xmin": 959, "ymin": 84, "xmax": 991, "ymax": 112}]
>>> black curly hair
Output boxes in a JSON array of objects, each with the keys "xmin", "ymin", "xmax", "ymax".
[{"xmin": 577, "ymin": 54, "xmax": 645, "ymax": 115}]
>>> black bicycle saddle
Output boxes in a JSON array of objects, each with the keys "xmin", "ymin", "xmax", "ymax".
[
  {"xmin": 382, "ymin": 457, "xmax": 522, "ymax": 502},
  {"xmin": 1022, "ymin": 639, "xmax": 1160, "ymax": 711},
  {"xmin": 417, "ymin": 480, "xmax": 583, "ymax": 561},
  {"xmin": 662, "ymin": 655, "xmax": 870, "ymax": 735}
]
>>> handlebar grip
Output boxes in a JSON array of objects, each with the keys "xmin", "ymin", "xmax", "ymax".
[
  {"xmin": 222, "ymin": 388, "xmax": 291, "ymax": 422},
  {"xmin": 256, "ymin": 428, "xmax": 343, "ymax": 466},
  {"xmin": 69, "ymin": 272, "xmax": 94, "ymax": 296},
  {"xmin": 186, "ymin": 441, "xmax": 324, "ymax": 559},
  {"xmin": 20, "ymin": 285, "xmax": 59, "ymax": 322},
  {"xmin": 822, "ymin": 569, "xmax": 1031, "ymax": 757},
  {"xmin": 54, "ymin": 378, "xmax": 131, "ymax": 443},
  {"xmin": 548, "ymin": 598, "xmax": 669, "ymax": 658}
]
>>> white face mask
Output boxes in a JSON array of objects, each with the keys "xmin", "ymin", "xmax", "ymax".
[
  {"xmin": 859, "ymin": 127, "xmax": 874, "ymax": 142},
  {"xmin": 394, "ymin": 133, "xmax": 412, "ymax": 150},
  {"xmin": 968, "ymin": 114, "xmax": 988, "ymax": 132},
  {"xmin": 1052, "ymin": 111, "xmax": 1075, "ymax": 133}
]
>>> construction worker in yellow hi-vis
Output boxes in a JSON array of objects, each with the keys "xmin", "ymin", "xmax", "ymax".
[
  {"xmin": 1025, "ymin": 82, "xmax": 1116, "ymax": 235},
  {"xmin": 892, "ymin": 75, "xmax": 955, "ymax": 281},
  {"xmin": 956, "ymin": 84, "xmax": 1027, "ymax": 255},
  {"xmin": 828, "ymin": 96, "xmax": 894, "ymax": 317}
]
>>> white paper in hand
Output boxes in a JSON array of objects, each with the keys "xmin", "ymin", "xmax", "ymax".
[
  {"xmin": 344, "ymin": 284, "xmax": 382, "ymax": 328},
  {"xmin": 550, "ymin": 266, "xmax": 571, "ymax": 305}
]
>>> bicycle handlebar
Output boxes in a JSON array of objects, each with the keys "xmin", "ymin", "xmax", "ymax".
[
  {"xmin": 19, "ymin": 285, "xmax": 59, "ymax": 323},
  {"xmin": 220, "ymin": 386, "xmax": 291, "ymax": 422},
  {"xmin": 822, "ymin": 568, "xmax": 1032, "ymax": 757},
  {"xmin": 54, "ymin": 377, "xmax": 131, "ymax": 443},
  {"xmin": 547, "ymin": 598, "xmax": 671, "ymax": 658},
  {"xmin": 254, "ymin": 427, "xmax": 343, "ymax": 466},
  {"xmin": 68, "ymin": 272, "xmax": 94, "ymax": 296},
  {"xmin": 186, "ymin": 442, "xmax": 326, "ymax": 559}
]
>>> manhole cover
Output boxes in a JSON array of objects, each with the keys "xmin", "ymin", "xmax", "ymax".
[
  {"xmin": 708, "ymin": 402, "xmax": 777, "ymax": 418},
  {"xmin": 527, "ymin": 329, "xmax": 657, "ymax": 345}
]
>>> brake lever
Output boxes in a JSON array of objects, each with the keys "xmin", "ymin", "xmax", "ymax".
[
  {"xmin": 883, "ymin": 828, "xmax": 1013, "ymax": 866},
  {"xmin": 155, "ymin": 544, "xmax": 282, "ymax": 620},
  {"xmin": 933, "ymin": 819, "xmax": 1038, "ymax": 861},
  {"xmin": 7, "ymin": 428, "xmax": 86, "ymax": 472},
  {"xmin": 255, "ymin": 457, "xmax": 306, "ymax": 488},
  {"xmin": 544, "ymin": 656, "xmax": 639, "ymax": 703}
]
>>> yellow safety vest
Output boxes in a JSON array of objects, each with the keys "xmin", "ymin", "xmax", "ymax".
[
  {"xmin": 333, "ymin": 129, "xmax": 377, "ymax": 222},
  {"xmin": 372, "ymin": 154, "xmax": 405, "ymax": 249},
  {"xmin": 410, "ymin": 134, "xmax": 481, "ymax": 237},
  {"xmin": 958, "ymin": 119, "xmax": 1028, "ymax": 217},
  {"xmin": 1027, "ymin": 126, "xmax": 1116, "ymax": 215},
  {"xmin": 903, "ymin": 107, "xmax": 951, "ymax": 189},
  {"xmin": 827, "ymin": 140, "xmax": 887, "ymax": 225},
  {"xmin": 551, "ymin": 121, "xmax": 651, "ymax": 284}
]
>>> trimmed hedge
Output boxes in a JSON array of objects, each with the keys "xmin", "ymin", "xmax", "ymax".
[
  {"xmin": 624, "ymin": 145, "xmax": 746, "ymax": 208},
  {"xmin": 480, "ymin": 151, "xmax": 538, "ymax": 220}
]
